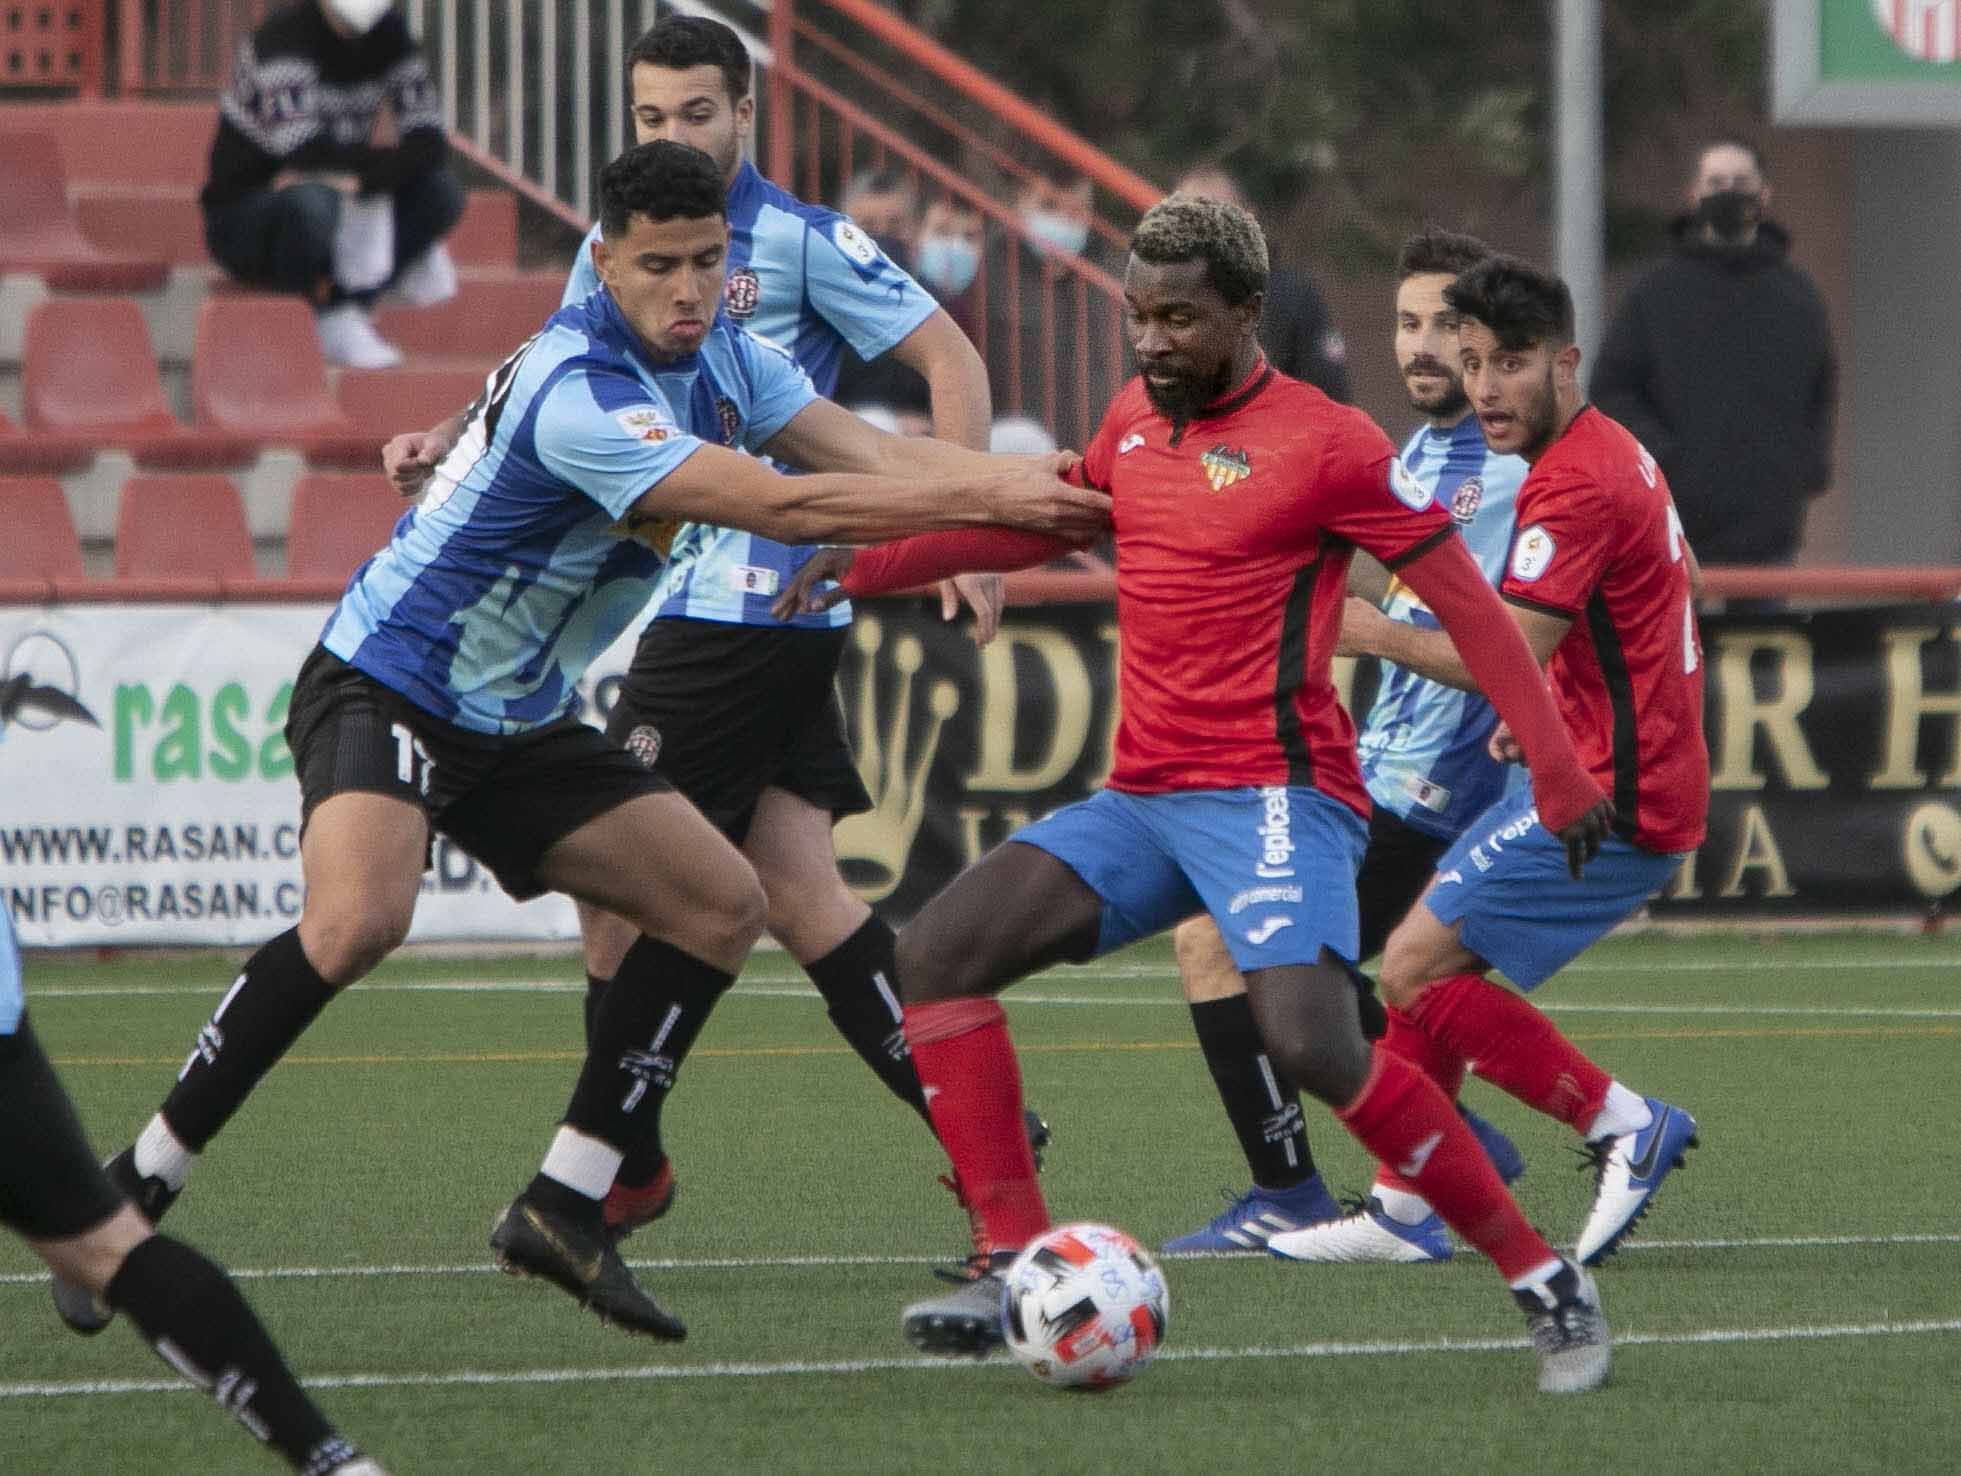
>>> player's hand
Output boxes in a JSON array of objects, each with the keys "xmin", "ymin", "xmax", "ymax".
[
  {"xmin": 772, "ymin": 546, "xmax": 856, "ymax": 622},
  {"xmin": 1335, "ymin": 595, "xmax": 1391, "ymax": 658},
  {"xmin": 383, "ymin": 429, "xmax": 450, "ymax": 497},
  {"xmin": 979, "ymin": 470, "xmax": 1111, "ymax": 539},
  {"xmin": 940, "ymin": 573, "xmax": 1004, "ymax": 645},
  {"xmin": 1487, "ymin": 720, "xmax": 1525, "ymax": 765},
  {"xmin": 1555, "ymin": 798, "xmax": 1616, "ymax": 880}
]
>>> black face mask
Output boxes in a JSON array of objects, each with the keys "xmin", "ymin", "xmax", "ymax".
[{"xmin": 1695, "ymin": 188, "xmax": 1761, "ymax": 241}]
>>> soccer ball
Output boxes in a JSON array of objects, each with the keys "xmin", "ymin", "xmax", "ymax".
[{"xmin": 1002, "ymin": 1222, "xmax": 1170, "ymax": 1390}]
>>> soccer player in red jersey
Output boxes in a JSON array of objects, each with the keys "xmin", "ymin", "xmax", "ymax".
[
  {"xmin": 777, "ymin": 198, "xmax": 1620, "ymax": 1393},
  {"xmin": 1300, "ymin": 255, "xmax": 1708, "ymax": 1271}
]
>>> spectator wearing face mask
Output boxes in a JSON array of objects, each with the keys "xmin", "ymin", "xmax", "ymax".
[
  {"xmin": 1590, "ymin": 139, "xmax": 1837, "ymax": 567},
  {"xmin": 833, "ymin": 168, "xmax": 935, "ymax": 432},
  {"xmin": 912, "ymin": 194, "xmax": 986, "ymax": 340},
  {"xmin": 983, "ymin": 163, "xmax": 1120, "ymax": 449},
  {"xmin": 200, "ymin": 0, "xmax": 465, "ymax": 368}
]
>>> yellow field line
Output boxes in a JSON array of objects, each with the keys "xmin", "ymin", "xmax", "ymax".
[{"xmin": 48, "ymin": 1021, "xmax": 1957, "ymax": 1069}]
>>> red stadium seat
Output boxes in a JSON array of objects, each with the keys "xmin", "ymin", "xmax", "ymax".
[
  {"xmin": 114, "ymin": 474, "xmax": 256, "ymax": 581},
  {"xmin": 24, "ymin": 298, "xmax": 257, "ymax": 467},
  {"xmin": 0, "ymin": 476, "xmax": 85, "ymax": 580},
  {"xmin": 192, "ymin": 295, "xmax": 362, "ymax": 440},
  {"xmin": 336, "ymin": 367, "xmax": 487, "ymax": 437},
  {"xmin": 373, "ymin": 274, "xmax": 565, "ymax": 359},
  {"xmin": 447, "ymin": 190, "xmax": 518, "ymax": 268},
  {"xmin": 75, "ymin": 191, "xmax": 210, "ymax": 264},
  {"xmin": 0, "ymin": 131, "xmax": 169, "ymax": 289},
  {"xmin": 285, "ymin": 473, "xmax": 408, "ymax": 582}
]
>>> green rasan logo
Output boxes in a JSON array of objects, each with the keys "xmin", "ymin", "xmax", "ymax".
[{"xmin": 113, "ymin": 680, "xmax": 295, "ymax": 783}]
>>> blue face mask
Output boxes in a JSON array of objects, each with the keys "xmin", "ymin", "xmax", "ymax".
[
  {"xmin": 915, "ymin": 235, "xmax": 980, "ymax": 294},
  {"xmin": 1022, "ymin": 209, "xmax": 1089, "ymax": 257}
]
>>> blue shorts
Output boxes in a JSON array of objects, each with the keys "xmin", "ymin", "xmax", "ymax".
[
  {"xmin": 1012, "ymin": 786, "xmax": 1367, "ymax": 972},
  {"xmin": 1, "ymin": 908, "xmax": 21, "ymax": 1037},
  {"xmin": 1422, "ymin": 790, "xmax": 1688, "ymax": 989}
]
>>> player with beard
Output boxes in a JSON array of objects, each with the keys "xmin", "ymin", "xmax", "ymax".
[
  {"xmin": 1324, "ymin": 255, "xmax": 1706, "ymax": 1270},
  {"xmin": 774, "ymin": 197, "xmax": 1624, "ymax": 1394},
  {"xmin": 1161, "ymin": 225, "xmax": 1533, "ymax": 1256}
]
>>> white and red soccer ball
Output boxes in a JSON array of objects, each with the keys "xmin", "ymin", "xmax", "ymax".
[{"xmin": 1002, "ymin": 1222, "xmax": 1170, "ymax": 1390}]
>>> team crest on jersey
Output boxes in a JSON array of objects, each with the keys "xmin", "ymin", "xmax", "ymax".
[
  {"xmin": 717, "ymin": 395, "xmax": 742, "ymax": 445},
  {"xmin": 1510, "ymin": 523, "xmax": 1556, "ymax": 581},
  {"xmin": 724, "ymin": 266, "xmax": 761, "ymax": 320},
  {"xmin": 1118, "ymin": 432, "xmax": 1145, "ymax": 455},
  {"xmin": 615, "ymin": 406, "xmax": 676, "ymax": 443},
  {"xmin": 1449, "ymin": 476, "xmax": 1484, "ymax": 525},
  {"xmin": 622, "ymin": 724, "xmax": 662, "ymax": 768},
  {"xmin": 1200, "ymin": 444, "xmax": 1251, "ymax": 491}
]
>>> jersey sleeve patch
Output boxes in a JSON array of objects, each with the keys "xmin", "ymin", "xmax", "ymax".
[
  {"xmin": 614, "ymin": 405, "xmax": 679, "ymax": 443},
  {"xmin": 1509, "ymin": 523, "xmax": 1556, "ymax": 582},
  {"xmin": 831, "ymin": 219, "xmax": 881, "ymax": 268},
  {"xmin": 1388, "ymin": 457, "xmax": 1434, "ymax": 511}
]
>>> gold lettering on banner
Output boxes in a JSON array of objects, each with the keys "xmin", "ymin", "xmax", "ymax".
[
  {"xmin": 1662, "ymin": 847, "xmax": 1701, "ymax": 901},
  {"xmin": 1716, "ymin": 803, "xmax": 1797, "ymax": 899},
  {"xmin": 833, "ymin": 615, "xmax": 960, "ymax": 901},
  {"xmin": 1868, "ymin": 628, "xmax": 1961, "ymax": 790},
  {"xmin": 1708, "ymin": 631, "xmax": 1829, "ymax": 792},
  {"xmin": 1902, "ymin": 800, "xmax": 1961, "ymax": 899},
  {"xmin": 969, "ymin": 625, "xmax": 1094, "ymax": 792}
]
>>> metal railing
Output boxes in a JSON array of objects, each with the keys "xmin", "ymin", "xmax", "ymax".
[{"xmin": 91, "ymin": 0, "xmax": 1156, "ymax": 446}]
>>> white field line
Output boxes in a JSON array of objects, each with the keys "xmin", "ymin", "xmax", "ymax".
[
  {"xmin": 6, "ymin": 1318, "xmax": 1960, "ymax": 1400},
  {"xmin": 4, "ymin": 1231, "xmax": 1957, "ymax": 1290}
]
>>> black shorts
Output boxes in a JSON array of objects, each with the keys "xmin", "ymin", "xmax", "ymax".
[
  {"xmin": 605, "ymin": 618, "xmax": 871, "ymax": 847},
  {"xmin": 1355, "ymin": 805, "xmax": 1454, "ymax": 963},
  {"xmin": 286, "ymin": 646, "xmax": 672, "ymax": 901},
  {"xmin": 0, "ymin": 1017, "xmax": 126, "ymax": 1239}
]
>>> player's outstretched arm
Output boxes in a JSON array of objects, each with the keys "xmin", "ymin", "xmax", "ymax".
[
  {"xmin": 768, "ymin": 523, "xmax": 1093, "ymax": 622},
  {"xmin": 1389, "ymin": 535, "xmax": 1612, "ymax": 872},
  {"xmin": 633, "ymin": 442, "xmax": 1109, "ymax": 549},
  {"xmin": 762, "ymin": 396, "xmax": 1053, "ymax": 482},
  {"xmin": 382, "ymin": 412, "xmax": 467, "ymax": 497}
]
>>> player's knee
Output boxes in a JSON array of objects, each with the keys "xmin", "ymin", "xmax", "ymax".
[
  {"xmin": 1375, "ymin": 943, "xmax": 1432, "ymax": 1011},
  {"xmin": 1172, "ymin": 917, "xmax": 1242, "ymax": 1003},
  {"xmin": 1249, "ymin": 975, "xmax": 1372, "ymax": 1105},
  {"xmin": 298, "ymin": 902, "xmax": 410, "ymax": 983},
  {"xmin": 893, "ymin": 923, "xmax": 989, "ymax": 1002},
  {"xmin": 698, "ymin": 870, "xmax": 768, "ymax": 957}
]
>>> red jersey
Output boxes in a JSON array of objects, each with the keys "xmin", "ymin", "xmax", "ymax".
[
  {"xmin": 1076, "ymin": 363, "xmax": 1456, "ymax": 813},
  {"xmin": 1499, "ymin": 405, "xmax": 1709, "ymax": 853}
]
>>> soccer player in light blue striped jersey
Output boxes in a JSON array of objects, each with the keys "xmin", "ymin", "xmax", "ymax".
[
  {"xmin": 51, "ymin": 140, "xmax": 1102, "ymax": 1342},
  {"xmin": 1164, "ymin": 227, "xmax": 1531, "ymax": 1256}
]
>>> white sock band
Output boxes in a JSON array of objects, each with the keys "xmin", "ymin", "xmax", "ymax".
[
  {"xmin": 1584, "ymin": 1081, "xmax": 1653, "ymax": 1143},
  {"xmin": 133, "ymin": 1115, "xmax": 194, "ymax": 1191},
  {"xmin": 1371, "ymin": 1185, "xmax": 1436, "ymax": 1225},
  {"xmin": 540, "ymin": 1127, "xmax": 623, "ymax": 1201}
]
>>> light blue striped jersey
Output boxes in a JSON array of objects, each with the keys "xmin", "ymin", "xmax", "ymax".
[
  {"xmin": 1, "ymin": 903, "xmax": 20, "ymax": 1035},
  {"xmin": 564, "ymin": 158, "xmax": 939, "ymax": 629},
  {"xmin": 320, "ymin": 287, "xmax": 817, "ymax": 734},
  {"xmin": 1357, "ymin": 414, "xmax": 1527, "ymax": 839}
]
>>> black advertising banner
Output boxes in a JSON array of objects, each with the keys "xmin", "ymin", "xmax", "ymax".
[{"xmin": 835, "ymin": 600, "xmax": 1961, "ymax": 922}]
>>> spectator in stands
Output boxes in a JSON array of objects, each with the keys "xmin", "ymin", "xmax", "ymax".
[
  {"xmin": 913, "ymin": 192, "xmax": 987, "ymax": 340},
  {"xmin": 1174, "ymin": 164, "xmax": 1351, "ymax": 403},
  {"xmin": 200, "ymin": 1, "xmax": 465, "ymax": 369},
  {"xmin": 835, "ymin": 168, "xmax": 931, "ymax": 432},
  {"xmin": 984, "ymin": 160, "xmax": 1120, "ymax": 450},
  {"xmin": 1590, "ymin": 139, "xmax": 1837, "ymax": 567}
]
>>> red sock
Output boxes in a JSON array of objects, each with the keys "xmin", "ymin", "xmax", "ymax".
[
  {"xmin": 905, "ymin": 998, "xmax": 1048, "ymax": 1253},
  {"xmin": 1374, "ymin": 1004, "xmax": 1468, "ymax": 1195},
  {"xmin": 1406, "ymin": 973, "xmax": 1610, "ymax": 1133},
  {"xmin": 1339, "ymin": 1047, "xmax": 1556, "ymax": 1281}
]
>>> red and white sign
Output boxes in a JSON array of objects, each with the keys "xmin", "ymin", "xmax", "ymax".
[{"xmin": 1872, "ymin": 1, "xmax": 1961, "ymax": 64}]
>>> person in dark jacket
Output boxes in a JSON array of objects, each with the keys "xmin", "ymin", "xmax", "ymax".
[
  {"xmin": 201, "ymin": 1, "xmax": 464, "ymax": 368},
  {"xmin": 1589, "ymin": 140, "xmax": 1837, "ymax": 566},
  {"xmin": 1175, "ymin": 165, "xmax": 1351, "ymax": 403}
]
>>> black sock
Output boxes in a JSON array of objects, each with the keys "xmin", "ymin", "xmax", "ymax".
[
  {"xmin": 803, "ymin": 915, "xmax": 929, "ymax": 1121},
  {"xmin": 108, "ymin": 1234, "xmax": 355, "ymax": 1473},
  {"xmin": 583, "ymin": 971, "xmax": 609, "ymax": 1049},
  {"xmin": 566, "ymin": 933, "xmax": 733, "ymax": 1184},
  {"xmin": 1189, "ymin": 994, "xmax": 1315, "ymax": 1189},
  {"xmin": 523, "ymin": 1171, "xmax": 603, "ymax": 1229},
  {"xmin": 161, "ymin": 928, "xmax": 339, "ymax": 1152}
]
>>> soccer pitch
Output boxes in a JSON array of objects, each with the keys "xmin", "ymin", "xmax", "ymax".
[{"xmin": 5, "ymin": 932, "xmax": 1959, "ymax": 1473}]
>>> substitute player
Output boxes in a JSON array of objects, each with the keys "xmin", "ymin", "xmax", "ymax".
[
  {"xmin": 1162, "ymin": 225, "xmax": 1529, "ymax": 1255},
  {"xmin": 776, "ymin": 196, "xmax": 1621, "ymax": 1394},
  {"xmin": 383, "ymin": 15, "xmax": 1030, "ymax": 1243},
  {"xmin": 50, "ymin": 141, "xmax": 1106, "ymax": 1344},
  {"xmin": 1294, "ymin": 256, "xmax": 1705, "ymax": 1268}
]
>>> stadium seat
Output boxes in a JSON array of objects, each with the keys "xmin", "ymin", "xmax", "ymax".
[
  {"xmin": 0, "ymin": 476, "xmax": 85, "ymax": 580},
  {"xmin": 75, "ymin": 192, "xmax": 210, "ymax": 264},
  {"xmin": 114, "ymin": 474, "xmax": 257, "ymax": 581},
  {"xmin": 447, "ymin": 190, "xmax": 519, "ymax": 268},
  {"xmin": 336, "ymin": 366, "xmax": 486, "ymax": 437},
  {"xmin": 285, "ymin": 472, "xmax": 408, "ymax": 582},
  {"xmin": 0, "ymin": 131, "xmax": 169, "ymax": 290},
  {"xmin": 24, "ymin": 298, "xmax": 257, "ymax": 467},
  {"xmin": 191, "ymin": 296, "xmax": 378, "ymax": 465},
  {"xmin": 373, "ymin": 274, "xmax": 565, "ymax": 358}
]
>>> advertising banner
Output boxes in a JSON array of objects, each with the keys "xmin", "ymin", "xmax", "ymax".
[{"xmin": 4, "ymin": 600, "xmax": 1958, "ymax": 946}]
